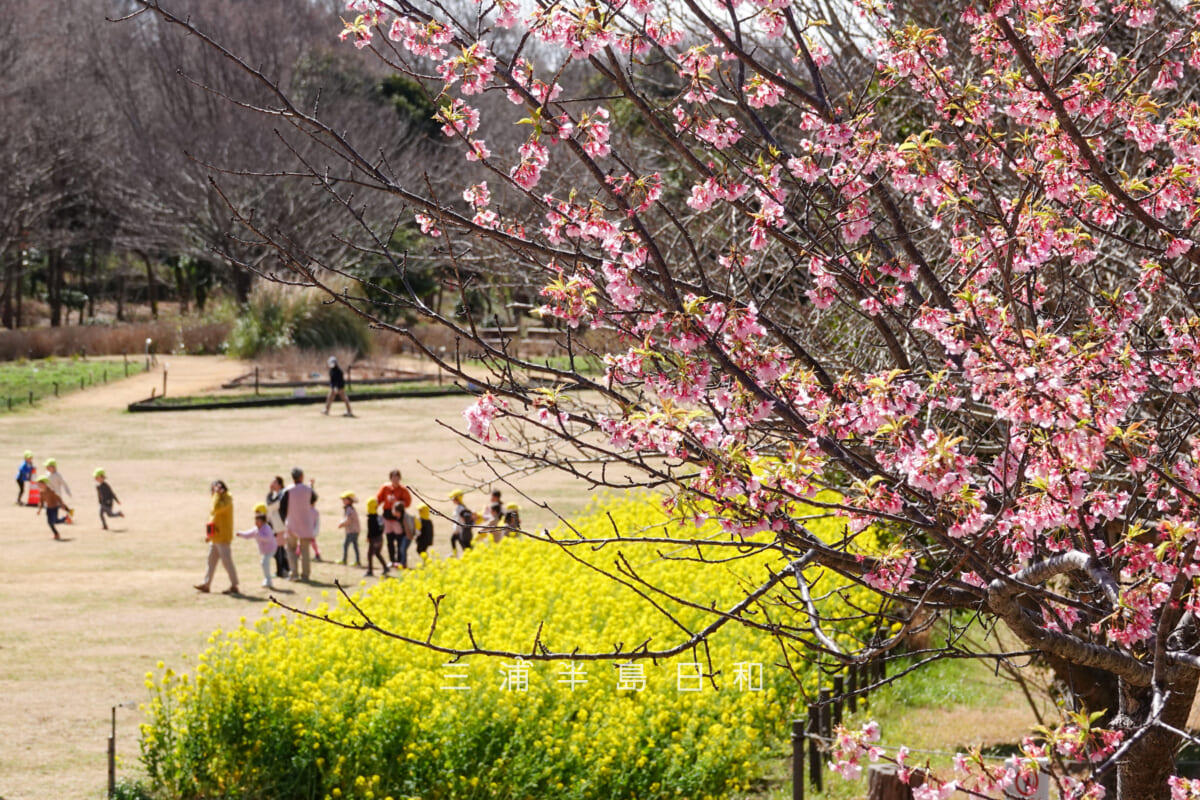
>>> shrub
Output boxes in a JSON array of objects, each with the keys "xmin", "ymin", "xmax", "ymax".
[
  {"xmin": 290, "ymin": 301, "xmax": 371, "ymax": 356},
  {"xmin": 226, "ymin": 283, "xmax": 371, "ymax": 359},
  {"xmin": 139, "ymin": 495, "xmax": 886, "ymax": 800}
]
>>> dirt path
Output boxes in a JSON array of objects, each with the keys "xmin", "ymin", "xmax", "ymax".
[
  {"xmin": 0, "ymin": 356, "xmax": 592, "ymax": 800},
  {"xmin": 52, "ymin": 355, "xmax": 247, "ymax": 410}
]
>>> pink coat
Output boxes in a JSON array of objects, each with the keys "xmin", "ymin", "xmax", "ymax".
[
  {"xmin": 237, "ymin": 522, "xmax": 278, "ymax": 555},
  {"xmin": 283, "ymin": 483, "xmax": 318, "ymax": 538}
]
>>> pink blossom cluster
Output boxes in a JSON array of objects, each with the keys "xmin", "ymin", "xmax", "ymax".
[
  {"xmin": 386, "ymin": 17, "xmax": 453, "ymax": 59},
  {"xmin": 463, "ymin": 393, "xmax": 506, "ymax": 442},
  {"xmin": 436, "ymin": 41, "xmax": 497, "ymax": 96},
  {"xmin": 537, "ymin": 268, "xmax": 597, "ymax": 328}
]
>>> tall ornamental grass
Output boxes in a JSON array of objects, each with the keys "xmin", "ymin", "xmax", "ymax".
[{"xmin": 140, "ymin": 495, "xmax": 886, "ymax": 800}]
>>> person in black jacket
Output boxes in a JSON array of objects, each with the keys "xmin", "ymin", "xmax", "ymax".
[
  {"xmin": 322, "ymin": 356, "xmax": 354, "ymax": 417},
  {"xmin": 93, "ymin": 468, "xmax": 125, "ymax": 530}
]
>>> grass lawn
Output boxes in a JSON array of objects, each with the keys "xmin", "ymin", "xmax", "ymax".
[
  {"xmin": 134, "ymin": 380, "xmax": 470, "ymax": 408},
  {"xmin": 0, "ymin": 357, "xmax": 147, "ymax": 412}
]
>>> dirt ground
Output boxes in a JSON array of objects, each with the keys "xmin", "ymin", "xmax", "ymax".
[{"xmin": 0, "ymin": 355, "xmax": 597, "ymax": 800}]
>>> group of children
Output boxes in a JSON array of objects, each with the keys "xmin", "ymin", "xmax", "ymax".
[
  {"xmin": 447, "ymin": 487, "xmax": 522, "ymax": 554},
  {"xmin": 16, "ymin": 451, "xmax": 124, "ymax": 540},
  {"xmin": 196, "ymin": 472, "xmax": 526, "ymax": 595},
  {"xmin": 15, "ymin": 446, "xmax": 523, "ymax": 584},
  {"xmin": 331, "ymin": 484, "xmax": 520, "ymax": 578}
]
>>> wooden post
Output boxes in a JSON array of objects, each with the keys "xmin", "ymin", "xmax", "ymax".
[
  {"xmin": 791, "ymin": 720, "xmax": 804, "ymax": 800},
  {"xmin": 847, "ymin": 664, "xmax": 858, "ymax": 713},
  {"xmin": 162, "ymin": 366, "xmax": 168, "ymax": 398},
  {"xmin": 53, "ymin": 382, "xmax": 58, "ymax": 397},
  {"xmin": 833, "ymin": 676, "xmax": 845, "ymax": 728},
  {"xmin": 805, "ymin": 705, "xmax": 822, "ymax": 793},
  {"xmin": 255, "ymin": 366, "xmax": 260, "ymax": 396},
  {"xmin": 867, "ymin": 764, "xmax": 925, "ymax": 800},
  {"xmin": 818, "ymin": 687, "xmax": 832, "ymax": 740},
  {"xmin": 107, "ymin": 705, "xmax": 116, "ymax": 798}
]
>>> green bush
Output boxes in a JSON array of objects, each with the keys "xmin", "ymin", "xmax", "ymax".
[
  {"xmin": 224, "ymin": 290, "xmax": 294, "ymax": 359},
  {"xmin": 225, "ymin": 285, "xmax": 371, "ymax": 359},
  {"xmin": 290, "ymin": 301, "xmax": 371, "ymax": 356}
]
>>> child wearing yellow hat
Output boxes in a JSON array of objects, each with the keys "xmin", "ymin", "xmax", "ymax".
[
  {"xmin": 363, "ymin": 496, "xmax": 389, "ymax": 578},
  {"xmin": 44, "ymin": 458, "xmax": 73, "ymax": 521},
  {"xmin": 502, "ymin": 503, "xmax": 521, "ymax": 537},
  {"xmin": 415, "ymin": 504, "xmax": 434, "ymax": 556},
  {"xmin": 236, "ymin": 503, "xmax": 278, "ymax": 590},
  {"xmin": 337, "ymin": 491, "xmax": 362, "ymax": 567},
  {"xmin": 449, "ymin": 489, "xmax": 475, "ymax": 556},
  {"xmin": 16, "ymin": 450, "xmax": 34, "ymax": 505},
  {"xmin": 35, "ymin": 475, "xmax": 64, "ymax": 540},
  {"xmin": 93, "ymin": 468, "xmax": 125, "ymax": 530}
]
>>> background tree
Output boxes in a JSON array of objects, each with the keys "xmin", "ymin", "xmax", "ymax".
[
  {"xmin": 99, "ymin": 0, "xmax": 458, "ymax": 314},
  {"xmin": 132, "ymin": 0, "xmax": 1200, "ymax": 797}
]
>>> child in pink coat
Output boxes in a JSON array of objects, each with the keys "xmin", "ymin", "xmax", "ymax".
[{"xmin": 236, "ymin": 504, "xmax": 279, "ymax": 590}]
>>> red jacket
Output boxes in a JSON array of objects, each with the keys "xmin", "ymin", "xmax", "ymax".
[{"xmin": 376, "ymin": 483, "xmax": 412, "ymax": 517}]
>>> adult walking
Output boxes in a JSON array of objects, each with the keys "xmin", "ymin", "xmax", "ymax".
[
  {"xmin": 195, "ymin": 479, "xmax": 239, "ymax": 595},
  {"xmin": 322, "ymin": 356, "xmax": 354, "ymax": 417},
  {"xmin": 280, "ymin": 467, "xmax": 319, "ymax": 581},
  {"xmin": 376, "ymin": 469, "xmax": 412, "ymax": 568}
]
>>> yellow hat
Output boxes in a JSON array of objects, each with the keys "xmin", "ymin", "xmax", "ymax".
[
  {"xmin": 366, "ymin": 497, "xmax": 378, "ymax": 513},
  {"xmin": 36, "ymin": 475, "xmax": 49, "ymax": 483},
  {"xmin": 340, "ymin": 491, "xmax": 357, "ymax": 501},
  {"xmin": 417, "ymin": 504, "xmax": 431, "ymax": 520},
  {"xmin": 44, "ymin": 458, "xmax": 57, "ymax": 468},
  {"xmin": 448, "ymin": 488, "xmax": 465, "ymax": 500},
  {"xmin": 93, "ymin": 468, "xmax": 106, "ymax": 478},
  {"xmin": 505, "ymin": 503, "xmax": 520, "ymax": 512},
  {"xmin": 253, "ymin": 503, "xmax": 268, "ymax": 515},
  {"xmin": 23, "ymin": 450, "xmax": 32, "ymax": 459}
]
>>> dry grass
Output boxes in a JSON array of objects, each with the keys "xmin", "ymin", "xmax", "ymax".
[
  {"xmin": 0, "ymin": 355, "xmax": 604, "ymax": 800},
  {"xmin": 0, "ymin": 319, "xmax": 231, "ymax": 361}
]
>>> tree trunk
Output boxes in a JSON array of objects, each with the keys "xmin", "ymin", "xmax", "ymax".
[
  {"xmin": 86, "ymin": 245, "xmax": 96, "ymax": 321},
  {"xmin": 15, "ymin": 254, "xmax": 23, "ymax": 327},
  {"xmin": 174, "ymin": 262, "xmax": 189, "ymax": 315},
  {"xmin": 1116, "ymin": 672, "xmax": 1198, "ymax": 800},
  {"xmin": 48, "ymin": 248, "xmax": 63, "ymax": 327},
  {"xmin": 232, "ymin": 267, "xmax": 252, "ymax": 305},
  {"xmin": 116, "ymin": 272, "xmax": 125, "ymax": 322},
  {"xmin": 2, "ymin": 249, "xmax": 13, "ymax": 330},
  {"xmin": 137, "ymin": 251, "xmax": 158, "ymax": 319}
]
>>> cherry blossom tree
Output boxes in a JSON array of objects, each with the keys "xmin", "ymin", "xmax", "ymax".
[{"xmin": 133, "ymin": 0, "xmax": 1200, "ymax": 796}]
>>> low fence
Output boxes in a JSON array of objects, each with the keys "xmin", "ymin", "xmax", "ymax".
[
  {"xmin": 2, "ymin": 359, "xmax": 139, "ymax": 412},
  {"xmin": 792, "ymin": 660, "xmax": 887, "ymax": 800}
]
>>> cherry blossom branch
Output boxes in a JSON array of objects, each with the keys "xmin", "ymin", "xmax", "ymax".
[{"xmin": 987, "ymin": 551, "xmax": 1151, "ymax": 686}]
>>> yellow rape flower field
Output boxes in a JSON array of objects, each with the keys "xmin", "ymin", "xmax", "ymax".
[{"xmin": 141, "ymin": 495, "xmax": 886, "ymax": 800}]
